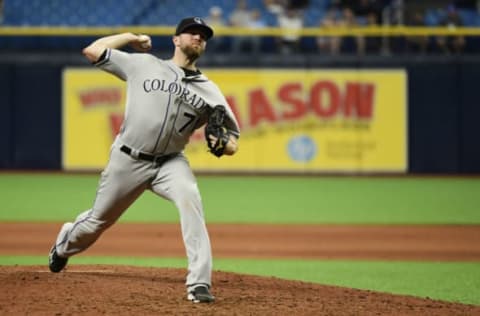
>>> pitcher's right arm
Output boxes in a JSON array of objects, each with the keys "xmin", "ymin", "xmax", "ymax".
[{"xmin": 82, "ymin": 33, "xmax": 151, "ymax": 63}]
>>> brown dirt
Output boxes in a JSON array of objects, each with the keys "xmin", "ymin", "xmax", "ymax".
[{"xmin": 1, "ymin": 223, "xmax": 479, "ymax": 315}]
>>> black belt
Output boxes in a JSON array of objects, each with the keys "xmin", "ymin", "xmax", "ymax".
[{"xmin": 120, "ymin": 145, "xmax": 175, "ymax": 165}]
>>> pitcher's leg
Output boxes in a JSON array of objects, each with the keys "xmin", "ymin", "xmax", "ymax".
[
  {"xmin": 151, "ymin": 155, "xmax": 212, "ymax": 287},
  {"xmin": 54, "ymin": 146, "xmax": 150, "ymax": 258}
]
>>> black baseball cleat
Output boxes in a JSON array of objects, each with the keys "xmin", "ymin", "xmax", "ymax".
[
  {"xmin": 48, "ymin": 245, "xmax": 68, "ymax": 273},
  {"xmin": 187, "ymin": 285, "xmax": 215, "ymax": 303}
]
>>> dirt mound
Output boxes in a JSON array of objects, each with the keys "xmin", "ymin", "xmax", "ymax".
[{"xmin": 1, "ymin": 265, "xmax": 478, "ymax": 315}]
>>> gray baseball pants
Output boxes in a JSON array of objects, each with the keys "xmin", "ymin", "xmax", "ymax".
[{"xmin": 54, "ymin": 141, "xmax": 212, "ymax": 288}]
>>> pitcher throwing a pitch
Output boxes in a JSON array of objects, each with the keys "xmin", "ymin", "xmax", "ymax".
[{"xmin": 48, "ymin": 17, "xmax": 240, "ymax": 303}]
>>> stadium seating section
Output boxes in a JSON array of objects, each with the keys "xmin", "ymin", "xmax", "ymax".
[
  {"xmin": 4, "ymin": 0, "xmax": 480, "ymax": 27},
  {"xmin": 1, "ymin": 0, "xmax": 480, "ymax": 53}
]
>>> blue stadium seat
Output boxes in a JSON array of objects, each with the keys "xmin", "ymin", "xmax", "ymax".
[
  {"xmin": 457, "ymin": 9, "xmax": 479, "ymax": 26},
  {"xmin": 424, "ymin": 9, "xmax": 445, "ymax": 26},
  {"xmin": 303, "ymin": 9, "xmax": 324, "ymax": 27},
  {"xmin": 261, "ymin": 11, "xmax": 278, "ymax": 27}
]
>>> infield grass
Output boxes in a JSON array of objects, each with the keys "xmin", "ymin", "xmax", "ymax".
[{"xmin": 1, "ymin": 173, "xmax": 479, "ymax": 224}]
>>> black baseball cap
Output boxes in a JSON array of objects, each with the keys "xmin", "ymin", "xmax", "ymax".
[{"xmin": 175, "ymin": 17, "xmax": 214, "ymax": 40}]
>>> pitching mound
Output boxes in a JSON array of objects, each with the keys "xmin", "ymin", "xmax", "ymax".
[{"xmin": 1, "ymin": 265, "xmax": 478, "ymax": 315}]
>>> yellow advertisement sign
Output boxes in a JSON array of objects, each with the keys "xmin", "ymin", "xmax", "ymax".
[
  {"xmin": 187, "ymin": 69, "xmax": 407, "ymax": 172},
  {"xmin": 63, "ymin": 68, "xmax": 407, "ymax": 172},
  {"xmin": 62, "ymin": 68, "xmax": 126, "ymax": 170}
]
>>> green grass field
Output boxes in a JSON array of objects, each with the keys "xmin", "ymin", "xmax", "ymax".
[
  {"xmin": 1, "ymin": 173, "xmax": 479, "ymax": 305},
  {"xmin": 1, "ymin": 173, "xmax": 479, "ymax": 224}
]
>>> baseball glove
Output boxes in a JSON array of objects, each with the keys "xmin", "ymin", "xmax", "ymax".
[{"xmin": 205, "ymin": 105, "xmax": 230, "ymax": 157}]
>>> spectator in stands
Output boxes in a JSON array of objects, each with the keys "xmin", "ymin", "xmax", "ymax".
[
  {"xmin": 205, "ymin": 6, "xmax": 225, "ymax": 27},
  {"xmin": 263, "ymin": 0, "xmax": 308, "ymax": 15},
  {"xmin": 340, "ymin": 0, "xmax": 387, "ymax": 55},
  {"xmin": 263, "ymin": 0, "xmax": 287, "ymax": 15},
  {"xmin": 230, "ymin": 0, "xmax": 251, "ymax": 27},
  {"xmin": 435, "ymin": 5, "xmax": 466, "ymax": 54},
  {"xmin": 205, "ymin": 6, "xmax": 227, "ymax": 52},
  {"xmin": 338, "ymin": 7, "xmax": 366, "ymax": 55},
  {"xmin": 382, "ymin": 0, "xmax": 404, "ymax": 26},
  {"xmin": 347, "ymin": 0, "xmax": 384, "ymax": 24},
  {"xmin": 316, "ymin": 10, "xmax": 342, "ymax": 55},
  {"xmin": 364, "ymin": 11, "xmax": 382, "ymax": 54},
  {"xmin": 0, "ymin": 0, "xmax": 3, "ymax": 25},
  {"xmin": 229, "ymin": 0, "xmax": 258, "ymax": 54},
  {"xmin": 277, "ymin": 7, "xmax": 304, "ymax": 54},
  {"xmin": 405, "ymin": 10, "xmax": 429, "ymax": 54},
  {"xmin": 247, "ymin": 9, "xmax": 267, "ymax": 54}
]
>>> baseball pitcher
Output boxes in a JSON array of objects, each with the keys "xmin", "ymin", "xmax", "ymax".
[{"xmin": 48, "ymin": 17, "xmax": 240, "ymax": 303}]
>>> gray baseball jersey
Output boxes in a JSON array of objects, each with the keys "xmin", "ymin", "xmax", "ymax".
[
  {"xmin": 53, "ymin": 48, "xmax": 240, "ymax": 290},
  {"xmin": 99, "ymin": 48, "xmax": 239, "ymax": 154}
]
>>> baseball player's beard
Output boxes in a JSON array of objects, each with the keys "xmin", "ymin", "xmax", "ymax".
[{"xmin": 181, "ymin": 45, "xmax": 203, "ymax": 62}]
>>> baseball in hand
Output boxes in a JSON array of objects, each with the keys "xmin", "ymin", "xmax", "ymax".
[{"xmin": 138, "ymin": 35, "xmax": 151, "ymax": 48}]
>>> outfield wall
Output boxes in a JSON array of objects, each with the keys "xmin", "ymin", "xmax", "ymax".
[{"xmin": 0, "ymin": 53, "xmax": 479, "ymax": 173}]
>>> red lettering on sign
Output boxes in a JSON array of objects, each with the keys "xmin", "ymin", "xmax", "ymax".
[
  {"xmin": 226, "ymin": 96, "xmax": 243, "ymax": 129},
  {"xmin": 344, "ymin": 83, "xmax": 374, "ymax": 118},
  {"xmin": 190, "ymin": 129, "xmax": 204, "ymax": 142},
  {"xmin": 79, "ymin": 88, "xmax": 121, "ymax": 108},
  {"xmin": 310, "ymin": 81, "xmax": 340, "ymax": 118},
  {"xmin": 204, "ymin": 79, "xmax": 376, "ymax": 131},
  {"xmin": 249, "ymin": 89, "xmax": 277, "ymax": 127},
  {"xmin": 109, "ymin": 113, "xmax": 124, "ymax": 137},
  {"xmin": 278, "ymin": 83, "xmax": 307, "ymax": 120}
]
